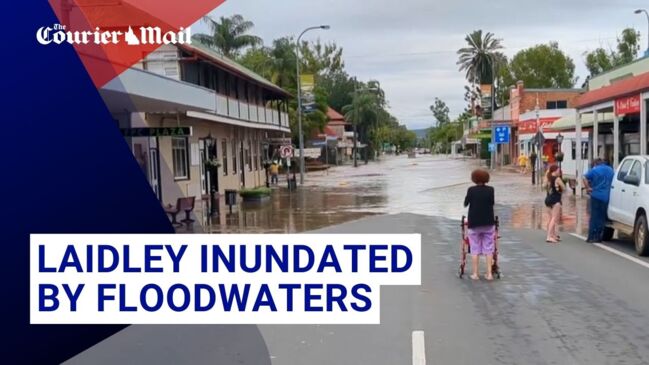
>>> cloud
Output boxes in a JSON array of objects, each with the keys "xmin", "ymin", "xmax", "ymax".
[{"xmin": 202, "ymin": 0, "xmax": 649, "ymax": 128}]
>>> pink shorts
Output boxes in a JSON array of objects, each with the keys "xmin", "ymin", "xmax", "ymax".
[{"xmin": 468, "ymin": 225, "xmax": 496, "ymax": 256}]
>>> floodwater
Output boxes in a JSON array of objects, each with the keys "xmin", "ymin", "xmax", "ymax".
[{"xmin": 186, "ymin": 155, "xmax": 589, "ymax": 235}]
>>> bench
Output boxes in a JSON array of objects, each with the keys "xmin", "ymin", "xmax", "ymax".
[{"xmin": 164, "ymin": 197, "xmax": 195, "ymax": 227}]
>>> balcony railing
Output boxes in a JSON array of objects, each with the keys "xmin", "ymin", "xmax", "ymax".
[{"xmin": 103, "ymin": 67, "xmax": 290, "ymax": 131}]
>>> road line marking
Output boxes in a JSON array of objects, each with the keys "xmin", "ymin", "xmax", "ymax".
[
  {"xmin": 569, "ymin": 233, "xmax": 649, "ymax": 269},
  {"xmin": 412, "ymin": 330, "xmax": 426, "ymax": 365}
]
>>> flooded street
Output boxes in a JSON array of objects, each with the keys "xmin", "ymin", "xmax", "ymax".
[{"xmin": 197, "ymin": 155, "xmax": 589, "ymax": 235}]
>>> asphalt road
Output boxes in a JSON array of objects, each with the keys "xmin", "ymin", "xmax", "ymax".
[{"xmin": 64, "ymin": 213, "xmax": 649, "ymax": 365}]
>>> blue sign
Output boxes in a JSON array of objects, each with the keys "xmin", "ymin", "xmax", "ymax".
[
  {"xmin": 494, "ymin": 126, "xmax": 510, "ymax": 144},
  {"xmin": 488, "ymin": 143, "xmax": 495, "ymax": 152}
]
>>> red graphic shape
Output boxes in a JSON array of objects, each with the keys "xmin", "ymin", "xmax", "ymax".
[{"xmin": 48, "ymin": 0, "xmax": 226, "ymax": 88}]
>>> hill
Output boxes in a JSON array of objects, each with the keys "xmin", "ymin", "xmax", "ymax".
[{"xmin": 410, "ymin": 128, "xmax": 430, "ymax": 140}]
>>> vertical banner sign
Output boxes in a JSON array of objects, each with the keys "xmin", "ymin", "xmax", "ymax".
[
  {"xmin": 301, "ymin": 74, "xmax": 316, "ymax": 113},
  {"xmin": 480, "ymin": 84, "xmax": 493, "ymax": 120}
]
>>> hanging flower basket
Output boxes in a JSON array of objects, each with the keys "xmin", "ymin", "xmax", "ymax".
[
  {"xmin": 554, "ymin": 152, "xmax": 565, "ymax": 162},
  {"xmin": 204, "ymin": 159, "xmax": 221, "ymax": 171}
]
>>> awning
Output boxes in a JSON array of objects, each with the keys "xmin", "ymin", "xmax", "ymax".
[
  {"xmin": 551, "ymin": 112, "xmax": 615, "ymax": 130},
  {"xmin": 454, "ymin": 138, "xmax": 479, "ymax": 145},
  {"xmin": 576, "ymin": 71, "xmax": 649, "ymax": 109},
  {"xmin": 472, "ymin": 132, "xmax": 491, "ymax": 139}
]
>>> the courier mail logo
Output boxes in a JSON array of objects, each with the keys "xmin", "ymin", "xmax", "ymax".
[{"xmin": 36, "ymin": 24, "xmax": 192, "ymax": 46}]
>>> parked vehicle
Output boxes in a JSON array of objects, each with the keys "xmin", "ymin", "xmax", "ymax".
[{"xmin": 605, "ymin": 155, "xmax": 649, "ymax": 256}]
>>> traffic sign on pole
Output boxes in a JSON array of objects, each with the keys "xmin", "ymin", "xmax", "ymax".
[
  {"xmin": 494, "ymin": 126, "xmax": 510, "ymax": 144},
  {"xmin": 279, "ymin": 145, "xmax": 293, "ymax": 159}
]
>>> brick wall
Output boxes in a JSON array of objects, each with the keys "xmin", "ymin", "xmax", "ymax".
[
  {"xmin": 518, "ymin": 91, "xmax": 582, "ymax": 114},
  {"xmin": 510, "ymin": 81, "xmax": 582, "ymax": 122}
]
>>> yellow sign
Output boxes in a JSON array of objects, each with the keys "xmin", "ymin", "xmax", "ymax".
[{"xmin": 300, "ymin": 74, "xmax": 316, "ymax": 112}]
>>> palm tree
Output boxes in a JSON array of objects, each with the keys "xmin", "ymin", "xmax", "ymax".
[
  {"xmin": 193, "ymin": 14, "xmax": 262, "ymax": 58},
  {"xmin": 457, "ymin": 30, "xmax": 504, "ymax": 85},
  {"xmin": 343, "ymin": 91, "xmax": 378, "ymax": 166}
]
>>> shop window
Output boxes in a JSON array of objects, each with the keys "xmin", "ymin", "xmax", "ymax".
[
  {"xmin": 172, "ymin": 137, "xmax": 189, "ymax": 180},
  {"xmin": 571, "ymin": 141, "xmax": 589, "ymax": 160},
  {"xmin": 222, "ymin": 139, "xmax": 228, "ymax": 176},
  {"xmin": 546, "ymin": 100, "xmax": 567, "ymax": 109},
  {"xmin": 247, "ymin": 140, "xmax": 253, "ymax": 171},
  {"xmin": 232, "ymin": 139, "xmax": 238, "ymax": 175},
  {"xmin": 254, "ymin": 141, "xmax": 260, "ymax": 170}
]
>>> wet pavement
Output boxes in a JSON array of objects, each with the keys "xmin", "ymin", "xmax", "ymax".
[
  {"xmin": 66, "ymin": 213, "xmax": 649, "ymax": 365},
  {"xmin": 188, "ymin": 155, "xmax": 590, "ymax": 235}
]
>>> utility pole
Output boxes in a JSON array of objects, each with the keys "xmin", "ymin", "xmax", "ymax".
[{"xmin": 295, "ymin": 25, "xmax": 330, "ymax": 184}]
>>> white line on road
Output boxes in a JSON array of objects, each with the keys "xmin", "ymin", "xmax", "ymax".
[
  {"xmin": 570, "ymin": 233, "xmax": 649, "ymax": 269},
  {"xmin": 412, "ymin": 330, "xmax": 426, "ymax": 365}
]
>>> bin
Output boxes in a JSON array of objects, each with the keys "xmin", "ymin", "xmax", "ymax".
[{"xmin": 225, "ymin": 189, "xmax": 237, "ymax": 210}]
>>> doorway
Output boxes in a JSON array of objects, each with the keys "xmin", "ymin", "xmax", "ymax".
[
  {"xmin": 200, "ymin": 138, "xmax": 219, "ymax": 196},
  {"xmin": 148, "ymin": 137, "xmax": 161, "ymax": 200}
]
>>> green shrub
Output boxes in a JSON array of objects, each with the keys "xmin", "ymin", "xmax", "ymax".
[{"xmin": 239, "ymin": 187, "xmax": 272, "ymax": 198}]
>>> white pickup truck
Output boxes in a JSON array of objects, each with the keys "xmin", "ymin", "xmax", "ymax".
[{"xmin": 605, "ymin": 155, "xmax": 649, "ymax": 256}]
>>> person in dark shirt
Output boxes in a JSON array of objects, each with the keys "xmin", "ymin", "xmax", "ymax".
[
  {"xmin": 543, "ymin": 165, "xmax": 565, "ymax": 243},
  {"xmin": 463, "ymin": 169, "xmax": 496, "ymax": 280}
]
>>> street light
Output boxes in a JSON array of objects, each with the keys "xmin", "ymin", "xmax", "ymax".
[
  {"xmin": 296, "ymin": 25, "xmax": 330, "ymax": 185},
  {"xmin": 556, "ymin": 133, "xmax": 564, "ymax": 172},
  {"xmin": 635, "ymin": 9, "xmax": 649, "ymax": 56}
]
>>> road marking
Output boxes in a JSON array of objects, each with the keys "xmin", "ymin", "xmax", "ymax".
[
  {"xmin": 412, "ymin": 330, "xmax": 426, "ymax": 365},
  {"xmin": 570, "ymin": 233, "xmax": 649, "ymax": 269}
]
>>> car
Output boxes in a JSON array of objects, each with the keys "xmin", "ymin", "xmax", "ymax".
[{"xmin": 606, "ymin": 155, "xmax": 649, "ymax": 256}]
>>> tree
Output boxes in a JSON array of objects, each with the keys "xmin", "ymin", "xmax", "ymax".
[
  {"xmin": 319, "ymin": 71, "xmax": 360, "ymax": 112},
  {"xmin": 193, "ymin": 15, "xmax": 262, "ymax": 58},
  {"xmin": 505, "ymin": 42, "xmax": 577, "ymax": 88},
  {"xmin": 457, "ymin": 30, "xmax": 504, "ymax": 85},
  {"xmin": 342, "ymin": 92, "xmax": 378, "ymax": 132},
  {"xmin": 300, "ymin": 40, "xmax": 345, "ymax": 76},
  {"xmin": 585, "ymin": 28, "xmax": 641, "ymax": 78},
  {"xmin": 430, "ymin": 98, "xmax": 451, "ymax": 126},
  {"xmin": 238, "ymin": 46, "xmax": 274, "ymax": 80},
  {"xmin": 393, "ymin": 126, "xmax": 417, "ymax": 152},
  {"xmin": 343, "ymin": 91, "xmax": 379, "ymax": 163},
  {"xmin": 238, "ymin": 32, "xmax": 411, "ymax": 161}
]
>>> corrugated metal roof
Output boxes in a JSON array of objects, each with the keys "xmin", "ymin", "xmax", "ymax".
[
  {"xmin": 327, "ymin": 107, "xmax": 345, "ymax": 121},
  {"xmin": 551, "ymin": 112, "xmax": 615, "ymax": 130},
  {"xmin": 577, "ymin": 71, "xmax": 649, "ymax": 108}
]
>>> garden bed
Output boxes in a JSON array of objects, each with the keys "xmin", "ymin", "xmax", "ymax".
[{"xmin": 239, "ymin": 187, "xmax": 272, "ymax": 202}]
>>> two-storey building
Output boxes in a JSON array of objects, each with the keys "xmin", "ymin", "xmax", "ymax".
[{"xmin": 100, "ymin": 42, "xmax": 291, "ymax": 216}]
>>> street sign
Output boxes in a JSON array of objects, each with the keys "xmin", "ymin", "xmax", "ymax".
[
  {"xmin": 120, "ymin": 127, "xmax": 192, "ymax": 137},
  {"xmin": 279, "ymin": 145, "xmax": 293, "ymax": 158},
  {"xmin": 494, "ymin": 126, "xmax": 510, "ymax": 144},
  {"xmin": 488, "ymin": 143, "xmax": 495, "ymax": 152}
]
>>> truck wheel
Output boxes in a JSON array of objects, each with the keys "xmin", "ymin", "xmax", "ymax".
[
  {"xmin": 634, "ymin": 214, "xmax": 649, "ymax": 256},
  {"xmin": 602, "ymin": 227, "xmax": 614, "ymax": 242}
]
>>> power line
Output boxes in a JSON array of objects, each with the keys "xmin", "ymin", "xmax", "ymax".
[{"xmin": 343, "ymin": 36, "xmax": 619, "ymax": 60}]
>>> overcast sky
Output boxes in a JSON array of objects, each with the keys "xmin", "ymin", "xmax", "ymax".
[{"xmin": 196, "ymin": 0, "xmax": 649, "ymax": 130}]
